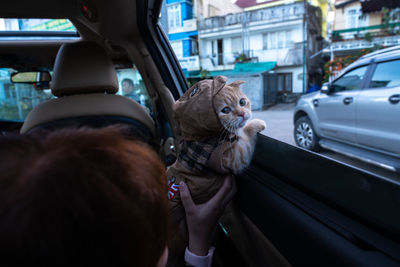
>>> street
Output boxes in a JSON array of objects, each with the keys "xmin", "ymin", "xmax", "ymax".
[
  {"xmin": 252, "ymin": 104, "xmax": 399, "ymax": 181},
  {"xmin": 253, "ymin": 103, "xmax": 296, "ymax": 146}
]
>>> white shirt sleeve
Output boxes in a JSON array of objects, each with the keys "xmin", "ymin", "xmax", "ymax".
[{"xmin": 184, "ymin": 246, "xmax": 215, "ymax": 267}]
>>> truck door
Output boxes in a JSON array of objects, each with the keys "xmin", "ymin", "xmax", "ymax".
[
  {"xmin": 356, "ymin": 59, "xmax": 400, "ymax": 156},
  {"xmin": 315, "ymin": 65, "xmax": 368, "ymax": 144}
]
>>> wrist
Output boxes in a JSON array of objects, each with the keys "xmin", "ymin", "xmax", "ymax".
[{"xmin": 188, "ymin": 238, "xmax": 210, "ymax": 256}]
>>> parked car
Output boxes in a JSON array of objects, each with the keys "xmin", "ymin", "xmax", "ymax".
[
  {"xmin": 0, "ymin": 1, "xmax": 400, "ymax": 266},
  {"xmin": 294, "ymin": 46, "xmax": 400, "ymax": 173}
]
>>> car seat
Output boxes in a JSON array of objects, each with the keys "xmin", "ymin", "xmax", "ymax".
[{"xmin": 21, "ymin": 41, "xmax": 157, "ymax": 147}]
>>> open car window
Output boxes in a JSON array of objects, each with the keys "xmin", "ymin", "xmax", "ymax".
[{"xmin": 157, "ymin": 0, "xmax": 399, "ymax": 181}]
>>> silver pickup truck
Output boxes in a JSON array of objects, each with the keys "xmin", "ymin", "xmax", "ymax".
[{"xmin": 294, "ymin": 46, "xmax": 400, "ymax": 173}]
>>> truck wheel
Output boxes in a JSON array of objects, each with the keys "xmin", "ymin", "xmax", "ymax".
[{"xmin": 294, "ymin": 116, "xmax": 320, "ymax": 151}]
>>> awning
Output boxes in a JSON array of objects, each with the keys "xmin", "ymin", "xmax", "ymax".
[
  {"xmin": 361, "ymin": 0, "xmax": 400, "ymax": 13},
  {"xmin": 186, "ymin": 61, "xmax": 276, "ymax": 78},
  {"xmin": 335, "ymin": 0, "xmax": 358, "ymax": 9}
]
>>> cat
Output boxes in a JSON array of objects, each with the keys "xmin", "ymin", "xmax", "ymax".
[
  {"xmin": 166, "ymin": 76, "xmax": 265, "ymax": 266},
  {"xmin": 213, "ymin": 79, "xmax": 266, "ymax": 174}
]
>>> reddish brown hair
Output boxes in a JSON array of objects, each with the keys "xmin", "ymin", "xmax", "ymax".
[{"xmin": 0, "ymin": 126, "xmax": 168, "ymax": 267}]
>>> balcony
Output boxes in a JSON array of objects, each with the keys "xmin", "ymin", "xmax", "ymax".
[
  {"xmin": 168, "ymin": 18, "xmax": 197, "ymax": 34},
  {"xmin": 331, "ymin": 23, "xmax": 400, "ymax": 52},
  {"xmin": 199, "ymin": 46, "xmax": 301, "ymax": 69},
  {"xmin": 198, "ymin": 3, "xmax": 304, "ymax": 32}
]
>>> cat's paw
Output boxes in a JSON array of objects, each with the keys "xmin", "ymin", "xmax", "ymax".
[{"xmin": 246, "ymin": 119, "xmax": 266, "ymax": 133}]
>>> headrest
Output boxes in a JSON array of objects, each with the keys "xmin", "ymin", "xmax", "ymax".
[{"xmin": 51, "ymin": 42, "xmax": 118, "ymax": 97}]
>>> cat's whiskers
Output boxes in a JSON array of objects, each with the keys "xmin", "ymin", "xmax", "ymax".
[
  {"xmin": 218, "ymin": 120, "xmax": 231, "ymax": 145},
  {"xmin": 218, "ymin": 118, "xmax": 236, "ymax": 145}
]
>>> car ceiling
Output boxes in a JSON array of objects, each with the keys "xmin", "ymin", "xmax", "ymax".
[{"xmin": 0, "ymin": 0, "xmax": 162, "ymax": 70}]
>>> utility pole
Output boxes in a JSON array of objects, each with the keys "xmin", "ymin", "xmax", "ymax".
[
  {"xmin": 241, "ymin": 12, "xmax": 250, "ymax": 58},
  {"xmin": 302, "ymin": 0, "xmax": 307, "ymax": 94}
]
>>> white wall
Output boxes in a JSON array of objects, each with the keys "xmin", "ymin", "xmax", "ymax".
[
  {"xmin": 196, "ymin": 0, "xmax": 243, "ymax": 19},
  {"xmin": 198, "ymin": 15, "xmax": 306, "ymax": 71}
]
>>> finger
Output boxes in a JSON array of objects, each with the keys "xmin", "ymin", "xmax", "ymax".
[
  {"xmin": 207, "ymin": 174, "xmax": 233, "ymax": 207},
  {"xmin": 179, "ymin": 181, "xmax": 195, "ymax": 211}
]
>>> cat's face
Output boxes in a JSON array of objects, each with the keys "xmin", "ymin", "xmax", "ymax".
[{"xmin": 213, "ymin": 83, "xmax": 251, "ymax": 133}]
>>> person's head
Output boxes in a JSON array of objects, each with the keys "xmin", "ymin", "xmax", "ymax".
[
  {"xmin": 0, "ymin": 126, "xmax": 169, "ymax": 267},
  {"xmin": 122, "ymin": 78, "xmax": 134, "ymax": 95}
]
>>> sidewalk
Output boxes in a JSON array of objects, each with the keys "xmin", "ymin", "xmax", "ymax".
[{"xmin": 252, "ymin": 103, "xmax": 296, "ymax": 146}]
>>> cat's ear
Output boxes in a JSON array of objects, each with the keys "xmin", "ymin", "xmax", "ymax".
[
  {"xmin": 228, "ymin": 80, "xmax": 245, "ymax": 89},
  {"xmin": 212, "ymin": 76, "xmax": 227, "ymax": 96}
]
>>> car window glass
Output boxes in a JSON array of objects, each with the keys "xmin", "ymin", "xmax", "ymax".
[
  {"xmin": 115, "ymin": 67, "xmax": 152, "ymax": 114},
  {"xmin": 370, "ymin": 60, "xmax": 400, "ymax": 88},
  {"xmin": 331, "ymin": 66, "xmax": 368, "ymax": 93},
  {"xmin": 0, "ymin": 68, "xmax": 54, "ymax": 121}
]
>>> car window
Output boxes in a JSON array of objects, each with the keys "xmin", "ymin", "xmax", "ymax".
[
  {"xmin": 157, "ymin": 0, "xmax": 399, "ymax": 182},
  {"xmin": 115, "ymin": 67, "xmax": 152, "ymax": 113},
  {"xmin": 0, "ymin": 19, "xmax": 75, "ymax": 31},
  {"xmin": 330, "ymin": 66, "xmax": 368, "ymax": 93},
  {"xmin": 0, "ymin": 68, "xmax": 54, "ymax": 121},
  {"xmin": 369, "ymin": 60, "xmax": 400, "ymax": 88},
  {"xmin": 0, "ymin": 66, "xmax": 152, "ymax": 122}
]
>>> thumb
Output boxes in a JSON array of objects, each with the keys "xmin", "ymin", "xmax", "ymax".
[{"xmin": 180, "ymin": 181, "xmax": 195, "ymax": 211}]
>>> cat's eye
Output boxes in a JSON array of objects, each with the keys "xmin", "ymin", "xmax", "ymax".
[
  {"xmin": 239, "ymin": 98, "xmax": 246, "ymax": 106},
  {"xmin": 221, "ymin": 107, "xmax": 231, "ymax": 114}
]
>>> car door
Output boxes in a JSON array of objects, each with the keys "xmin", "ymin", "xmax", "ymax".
[
  {"xmin": 315, "ymin": 65, "xmax": 368, "ymax": 144},
  {"xmin": 143, "ymin": 1, "xmax": 400, "ymax": 266},
  {"xmin": 356, "ymin": 59, "xmax": 400, "ymax": 156}
]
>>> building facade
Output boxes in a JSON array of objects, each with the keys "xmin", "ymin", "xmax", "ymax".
[
  {"xmin": 197, "ymin": 2, "xmax": 323, "ymax": 109},
  {"xmin": 332, "ymin": 0, "xmax": 400, "ymax": 56},
  {"xmin": 164, "ymin": 0, "xmax": 242, "ymax": 72}
]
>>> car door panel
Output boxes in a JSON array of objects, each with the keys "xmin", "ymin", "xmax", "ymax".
[
  {"xmin": 233, "ymin": 135, "xmax": 400, "ymax": 266},
  {"xmin": 356, "ymin": 87, "xmax": 400, "ymax": 155},
  {"xmin": 356, "ymin": 60, "xmax": 400, "ymax": 156},
  {"xmin": 316, "ymin": 91, "xmax": 359, "ymax": 143},
  {"xmin": 315, "ymin": 66, "xmax": 368, "ymax": 144}
]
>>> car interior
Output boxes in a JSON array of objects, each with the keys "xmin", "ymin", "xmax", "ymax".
[{"xmin": 1, "ymin": 0, "xmax": 400, "ymax": 266}]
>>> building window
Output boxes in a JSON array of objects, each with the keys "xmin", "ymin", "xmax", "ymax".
[
  {"xmin": 191, "ymin": 40, "xmax": 198, "ymax": 55},
  {"xmin": 390, "ymin": 8, "xmax": 400, "ymax": 22},
  {"xmin": 277, "ymin": 73, "xmax": 292, "ymax": 93},
  {"xmin": 170, "ymin": 40, "xmax": 183, "ymax": 58},
  {"xmin": 270, "ymin": 32, "xmax": 277, "ymax": 49},
  {"xmin": 231, "ymin": 37, "xmax": 242, "ymax": 54},
  {"xmin": 278, "ymin": 31, "xmax": 285, "ymax": 49},
  {"xmin": 167, "ymin": 4, "xmax": 181, "ymax": 29},
  {"xmin": 262, "ymin": 33, "xmax": 268, "ymax": 49},
  {"xmin": 263, "ymin": 30, "xmax": 293, "ymax": 50},
  {"xmin": 285, "ymin": 30, "xmax": 293, "ymax": 48},
  {"xmin": 346, "ymin": 8, "xmax": 368, "ymax": 28}
]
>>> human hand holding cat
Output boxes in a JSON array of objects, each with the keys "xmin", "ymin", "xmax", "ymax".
[{"xmin": 180, "ymin": 174, "xmax": 236, "ymax": 256}]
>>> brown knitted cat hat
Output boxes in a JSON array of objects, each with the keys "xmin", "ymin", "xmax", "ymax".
[{"xmin": 173, "ymin": 76, "xmax": 228, "ymax": 140}]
